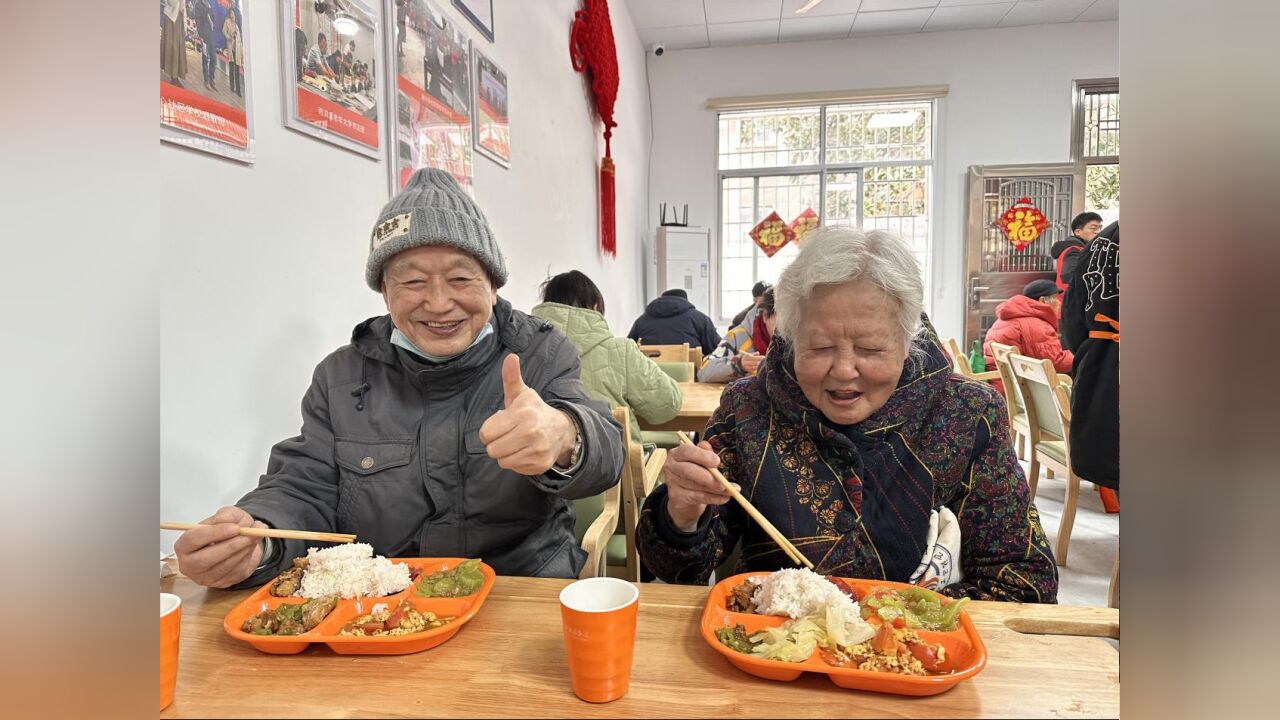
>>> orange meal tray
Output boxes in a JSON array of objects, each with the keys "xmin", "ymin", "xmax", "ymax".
[
  {"xmin": 700, "ymin": 573, "xmax": 987, "ymax": 696},
  {"xmin": 223, "ymin": 557, "xmax": 495, "ymax": 656}
]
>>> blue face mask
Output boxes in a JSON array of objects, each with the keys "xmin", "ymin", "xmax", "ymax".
[{"xmin": 391, "ymin": 322, "xmax": 493, "ymax": 363}]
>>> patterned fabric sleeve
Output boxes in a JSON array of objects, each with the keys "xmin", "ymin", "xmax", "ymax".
[
  {"xmin": 939, "ymin": 392, "xmax": 1060, "ymax": 603},
  {"xmin": 636, "ymin": 390, "xmax": 748, "ymax": 584}
]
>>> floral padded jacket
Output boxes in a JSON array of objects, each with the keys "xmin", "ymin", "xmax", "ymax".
[{"xmin": 636, "ymin": 319, "xmax": 1059, "ymax": 603}]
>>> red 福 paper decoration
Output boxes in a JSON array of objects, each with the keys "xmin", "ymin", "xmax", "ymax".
[
  {"xmin": 749, "ymin": 212, "xmax": 795, "ymax": 257},
  {"xmin": 789, "ymin": 208, "xmax": 819, "ymax": 243},
  {"xmin": 996, "ymin": 197, "xmax": 1051, "ymax": 250},
  {"xmin": 569, "ymin": 0, "xmax": 619, "ymax": 257}
]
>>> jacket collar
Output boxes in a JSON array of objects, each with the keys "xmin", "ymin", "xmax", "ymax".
[
  {"xmin": 997, "ymin": 294, "xmax": 1060, "ymax": 328},
  {"xmin": 351, "ymin": 296, "xmax": 533, "ymax": 367},
  {"xmin": 530, "ymin": 302, "xmax": 613, "ymax": 355}
]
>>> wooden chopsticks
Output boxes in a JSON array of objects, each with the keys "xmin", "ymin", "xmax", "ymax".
[
  {"xmin": 160, "ymin": 522, "xmax": 356, "ymax": 544},
  {"xmin": 675, "ymin": 433, "xmax": 814, "ymax": 569}
]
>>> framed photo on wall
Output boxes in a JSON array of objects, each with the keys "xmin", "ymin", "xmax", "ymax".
[
  {"xmin": 453, "ymin": 0, "xmax": 494, "ymax": 42},
  {"xmin": 471, "ymin": 44, "xmax": 509, "ymax": 168},
  {"xmin": 385, "ymin": 0, "xmax": 474, "ymax": 194},
  {"xmin": 160, "ymin": 0, "xmax": 255, "ymax": 162},
  {"xmin": 281, "ymin": 0, "xmax": 383, "ymax": 158}
]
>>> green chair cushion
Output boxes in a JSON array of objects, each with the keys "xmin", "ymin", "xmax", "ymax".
[
  {"xmin": 606, "ymin": 534, "xmax": 628, "ymax": 566},
  {"xmin": 572, "ymin": 493, "xmax": 604, "ymax": 544},
  {"xmin": 1035, "ymin": 440, "xmax": 1068, "ymax": 465},
  {"xmin": 641, "ymin": 430, "xmax": 683, "ymax": 448}
]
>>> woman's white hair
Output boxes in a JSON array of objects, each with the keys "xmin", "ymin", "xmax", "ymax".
[{"xmin": 774, "ymin": 227, "xmax": 924, "ymax": 350}]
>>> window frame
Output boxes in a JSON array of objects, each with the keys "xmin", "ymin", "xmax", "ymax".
[
  {"xmin": 713, "ymin": 100, "xmax": 937, "ymax": 324},
  {"xmin": 1071, "ymin": 77, "xmax": 1120, "ymax": 221},
  {"xmin": 1071, "ymin": 77, "xmax": 1119, "ymax": 164}
]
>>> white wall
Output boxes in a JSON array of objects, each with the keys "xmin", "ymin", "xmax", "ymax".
[
  {"xmin": 160, "ymin": 0, "xmax": 650, "ymax": 548},
  {"xmin": 646, "ymin": 21, "xmax": 1119, "ymax": 339}
]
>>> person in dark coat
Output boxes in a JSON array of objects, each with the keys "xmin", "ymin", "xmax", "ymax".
[
  {"xmin": 171, "ymin": 169, "xmax": 625, "ymax": 589},
  {"xmin": 627, "ymin": 289, "xmax": 721, "ymax": 356},
  {"xmin": 1051, "ymin": 212, "xmax": 1104, "ymax": 293},
  {"xmin": 1061, "ymin": 220, "xmax": 1119, "ymax": 494},
  {"xmin": 192, "ymin": 0, "xmax": 218, "ymax": 90}
]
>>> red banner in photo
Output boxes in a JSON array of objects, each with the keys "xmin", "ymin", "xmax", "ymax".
[
  {"xmin": 478, "ymin": 96, "xmax": 507, "ymax": 126},
  {"xmin": 296, "ymin": 88, "xmax": 380, "ymax": 149},
  {"xmin": 160, "ymin": 81, "xmax": 248, "ymax": 148},
  {"xmin": 397, "ymin": 75, "xmax": 469, "ymax": 126}
]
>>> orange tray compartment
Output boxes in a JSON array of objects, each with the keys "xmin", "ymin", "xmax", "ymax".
[
  {"xmin": 224, "ymin": 557, "xmax": 495, "ymax": 656},
  {"xmin": 700, "ymin": 573, "xmax": 987, "ymax": 696}
]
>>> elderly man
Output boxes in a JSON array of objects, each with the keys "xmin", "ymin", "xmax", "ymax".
[{"xmin": 175, "ymin": 169, "xmax": 624, "ymax": 587}]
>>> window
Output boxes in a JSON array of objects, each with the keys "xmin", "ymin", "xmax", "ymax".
[
  {"xmin": 716, "ymin": 100, "xmax": 934, "ymax": 323},
  {"xmin": 1072, "ymin": 80, "xmax": 1120, "ymax": 224}
]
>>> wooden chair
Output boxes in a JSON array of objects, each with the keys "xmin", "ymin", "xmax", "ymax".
[
  {"xmin": 987, "ymin": 341, "xmax": 1030, "ymax": 460},
  {"xmin": 1007, "ymin": 353, "xmax": 1079, "ymax": 566},
  {"xmin": 688, "ymin": 346, "xmax": 703, "ymax": 367},
  {"xmin": 638, "ymin": 343, "xmax": 690, "ymax": 363},
  {"xmin": 571, "ymin": 463, "xmax": 620, "ymax": 580},
  {"xmin": 608, "ymin": 407, "xmax": 667, "ymax": 581},
  {"xmin": 944, "ymin": 337, "xmax": 999, "ymax": 383}
]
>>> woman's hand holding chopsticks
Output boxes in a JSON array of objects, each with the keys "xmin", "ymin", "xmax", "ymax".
[
  {"xmin": 662, "ymin": 438, "xmax": 741, "ymax": 532},
  {"xmin": 668, "ymin": 433, "xmax": 813, "ymax": 569}
]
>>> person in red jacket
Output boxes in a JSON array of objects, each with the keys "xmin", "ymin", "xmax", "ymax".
[{"xmin": 984, "ymin": 279, "xmax": 1073, "ymax": 393}]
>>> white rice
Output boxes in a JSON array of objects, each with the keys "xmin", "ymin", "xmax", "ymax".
[
  {"xmin": 295, "ymin": 543, "xmax": 412, "ymax": 599},
  {"xmin": 751, "ymin": 568, "xmax": 859, "ymax": 619},
  {"xmin": 751, "ymin": 568, "xmax": 875, "ymax": 647}
]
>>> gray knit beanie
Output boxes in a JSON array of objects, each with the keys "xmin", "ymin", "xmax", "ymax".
[{"xmin": 366, "ymin": 168, "xmax": 508, "ymax": 291}]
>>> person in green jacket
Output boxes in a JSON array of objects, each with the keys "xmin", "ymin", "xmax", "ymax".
[{"xmin": 532, "ymin": 271, "xmax": 683, "ymax": 446}]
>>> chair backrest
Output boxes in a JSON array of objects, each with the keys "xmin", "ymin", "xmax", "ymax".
[
  {"xmin": 571, "ymin": 471, "xmax": 619, "ymax": 579},
  {"xmin": 1007, "ymin": 353, "xmax": 1069, "ymax": 443},
  {"xmin": 687, "ymin": 346, "xmax": 703, "ymax": 367},
  {"xmin": 656, "ymin": 361, "xmax": 695, "ymax": 382},
  {"xmin": 943, "ymin": 337, "xmax": 974, "ymax": 378},
  {"xmin": 639, "ymin": 343, "xmax": 690, "ymax": 363},
  {"xmin": 612, "ymin": 407, "xmax": 645, "ymax": 581},
  {"xmin": 987, "ymin": 341, "xmax": 1025, "ymax": 416}
]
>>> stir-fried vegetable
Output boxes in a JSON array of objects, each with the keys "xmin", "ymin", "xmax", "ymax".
[
  {"xmin": 240, "ymin": 595, "xmax": 338, "ymax": 636},
  {"xmin": 415, "ymin": 559, "xmax": 485, "ymax": 597},
  {"xmin": 714, "ymin": 624, "xmax": 755, "ymax": 654},
  {"xmin": 859, "ymin": 586, "xmax": 969, "ymax": 631}
]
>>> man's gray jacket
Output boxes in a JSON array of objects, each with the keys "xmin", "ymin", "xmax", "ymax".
[{"xmin": 234, "ymin": 298, "xmax": 624, "ymax": 585}]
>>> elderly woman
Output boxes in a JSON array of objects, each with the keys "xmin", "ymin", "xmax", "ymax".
[{"xmin": 637, "ymin": 228, "xmax": 1058, "ymax": 602}]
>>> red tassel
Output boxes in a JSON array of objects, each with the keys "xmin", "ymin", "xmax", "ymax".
[{"xmin": 600, "ymin": 156, "xmax": 616, "ymax": 257}]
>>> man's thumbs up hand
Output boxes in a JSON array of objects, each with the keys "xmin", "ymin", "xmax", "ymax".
[{"xmin": 478, "ymin": 354, "xmax": 578, "ymax": 475}]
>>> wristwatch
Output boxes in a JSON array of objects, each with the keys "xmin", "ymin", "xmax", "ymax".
[{"xmin": 552, "ymin": 411, "xmax": 585, "ymax": 475}]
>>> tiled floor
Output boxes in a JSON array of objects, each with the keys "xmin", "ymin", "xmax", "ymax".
[{"xmin": 1021, "ymin": 460, "xmax": 1119, "ymax": 608}]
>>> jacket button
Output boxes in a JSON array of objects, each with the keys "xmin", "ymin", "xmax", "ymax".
[
  {"xmin": 360, "ymin": 456, "xmax": 375, "ymax": 469},
  {"xmin": 834, "ymin": 512, "xmax": 856, "ymax": 534}
]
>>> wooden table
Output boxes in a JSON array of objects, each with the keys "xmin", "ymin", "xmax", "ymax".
[
  {"xmin": 160, "ymin": 573, "xmax": 1118, "ymax": 718},
  {"xmin": 638, "ymin": 382, "xmax": 727, "ymax": 433}
]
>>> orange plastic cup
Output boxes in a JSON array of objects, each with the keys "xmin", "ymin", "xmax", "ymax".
[
  {"xmin": 160, "ymin": 593, "xmax": 182, "ymax": 711},
  {"xmin": 559, "ymin": 577, "xmax": 639, "ymax": 703}
]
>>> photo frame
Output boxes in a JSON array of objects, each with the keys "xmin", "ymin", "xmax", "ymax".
[
  {"xmin": 471, "ymin": 43, "xmax": 509, "ymax": 168},
  {"xmin": 160, "ymin": 0, "xmax": 256, "ymax": 163},
  {"xmin": 452, "ymin": 0, "xmax": 494, "ymax": 43},
  {"xmin": 384, "ymin": 0, "xmax": 474, "ymax": 195},
  {"xmin": 280, "ymin": 0, "xmax": 384, "ymax": 158}
]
